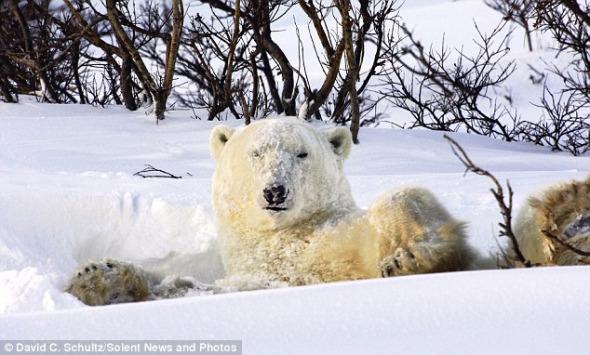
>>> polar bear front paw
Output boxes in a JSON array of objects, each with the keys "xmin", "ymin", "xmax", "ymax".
[
  {"xmin": 380, "ymin": 248, "xmax": 420, "ymax": 277},
  {"xmin": 66, "ymin": 259, "xmax": 150, "ymax": 306}
]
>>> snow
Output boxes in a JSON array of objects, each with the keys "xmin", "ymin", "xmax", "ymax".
[
  {"xmin": 1, "ymin": 0, "xmax": 590, "ymax": 353},
  {"xmin": 2, "ymin": 267, "xmax": 590, "ymax": 354},
  {"xmin": 1, "ymin": 99, "xmax": 590, "ymax": 353}
]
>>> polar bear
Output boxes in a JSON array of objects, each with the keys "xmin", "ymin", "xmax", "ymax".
[
  {"xmin": 514, "ymin": 176, "xmax": 590, "ymax": 265},
  {"xmin": 67, "ymin": 117, "xmax": 478, "ymax": 305}
]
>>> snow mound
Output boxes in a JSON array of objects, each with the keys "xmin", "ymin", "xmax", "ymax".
[
  {"xmin": 1, "ymin": 98, "xmax": 590, "ymax": 353},
  {"xmin": 2, "ymin": 267, "xmax": 590, "ymax": 355}
]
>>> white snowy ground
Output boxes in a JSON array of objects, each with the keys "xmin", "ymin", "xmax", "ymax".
[
  {"xmin": 1, "ymin": 100, "xmax": 590, "ymax": 354},
  {"xmin": 2, "ymin": 0, "xmax": 590, "ymax": 353}
]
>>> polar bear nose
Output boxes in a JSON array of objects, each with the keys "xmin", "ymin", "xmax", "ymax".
[{"xmin": 263, "ymin": 185, "xmax": 288, "ymax": 205}]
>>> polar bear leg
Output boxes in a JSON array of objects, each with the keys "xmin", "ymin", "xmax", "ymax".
[
  {"xmin": 368, "ymin": 187, "xmax": 475, "ymax": 277},
  {"xmin": 514, "ymin": 178, "xmax": 590, "ymax": 265},
  {"xmin": 66, "ymin": 259, "xmax": 210, "ymax": 306},
  {"xmin": 66, "ymin": 259, "xmax": 151, "ymax": 306}
]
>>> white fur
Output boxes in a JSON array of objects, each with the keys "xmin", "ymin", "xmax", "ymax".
[
  {"xmin": 210, "ymin": 117, "xmax": 477, "ymax": 284},
  {"xmin": 67, "ymin": 117, "xmax": 479, "ymax": 305},
  {"xmin": 514, "ymin": 177, "xmax": 590, "ymax": 265}
]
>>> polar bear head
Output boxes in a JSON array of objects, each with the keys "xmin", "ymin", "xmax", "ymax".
[{"xmin": 210, "ymin": 117, "xmax": 356, "ymax": 233}]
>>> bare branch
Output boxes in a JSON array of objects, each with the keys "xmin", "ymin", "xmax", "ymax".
[
  {"xmin": 542, "ymin": 229, "xmax": 590, "ymax": 257},
  {"xmin": 134, "ymin": 164, "xmax": 183, "ymax": 179},
  {"xmin": 444, "ymin": 135, "xmax": 531, "ymax": 267}
]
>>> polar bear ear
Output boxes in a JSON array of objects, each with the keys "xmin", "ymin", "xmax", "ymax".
[
  {"xmin": 323, "ymin": 127, "xmax": 352, "ymax": 159},
  {"xmin": 210, "ymin": 125, "xmax": 235, "ymax": 161}
]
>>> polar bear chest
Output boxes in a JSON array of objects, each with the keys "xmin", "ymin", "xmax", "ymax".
[
  {"xmin": 221, "ymin": 232, "xmax": 319, "ymax": 283},
  {"xmin": 219, "ymin": 215, "xmax": 379, "ymax": 285}
]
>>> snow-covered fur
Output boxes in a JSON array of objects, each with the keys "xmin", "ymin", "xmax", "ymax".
[
  {"xmin": 211, "ymin": 117, "xmax": 477, "ymax": 284},
  {"xmin": 66, "ymin": 259, "xmax": 209, "ymax": 306},
  {"xmin": 66, "ymin": 117, "xmax": 478, "ymax": 305},
  {"xmin": 514, "ymin": 176, "xmax": 590, "ymax": 265},
  {"xmin": 66, "ymin": 259, "xmax": 149, "ymax": 306}
]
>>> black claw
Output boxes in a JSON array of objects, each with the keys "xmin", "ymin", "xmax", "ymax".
[{"xmin": 381, "ymin": 263, "xmax": 394, "ymax": 277}]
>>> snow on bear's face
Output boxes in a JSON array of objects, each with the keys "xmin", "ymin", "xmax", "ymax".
[{"xmin": 210, "ymin": 117, "xmax": 355, "ymax": 233}]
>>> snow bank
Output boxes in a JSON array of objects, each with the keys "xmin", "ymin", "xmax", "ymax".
[
  {"xmin": 2, "ymin": 267, "xmax": 590, "ymax": 355},
  {"xmin": 1, "ymin": 98, "xmax": 589, "ymax": 308},
  {"xmin": 1, "ymin": 0, "xmax": 590, "ymax": 348}
]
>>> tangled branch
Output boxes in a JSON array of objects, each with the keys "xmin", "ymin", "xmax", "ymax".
[{"xmin": 444, "ymin": 135, "xmax": 531, "ymax": 267}]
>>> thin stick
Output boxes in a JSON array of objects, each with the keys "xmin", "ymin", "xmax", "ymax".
[
  {"xmin": 444, "ymin": 134, "xmax": 531, "ymax": 267},
  {"xmin": 542, "ymin": 230, "xmax": 590, "ymax": 257},
  {"xmin": 134, "ymin": 164, "xmax": 183, "ymax": 179}
]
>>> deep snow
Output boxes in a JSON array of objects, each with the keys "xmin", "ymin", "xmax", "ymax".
[
  {"xmin": 1, "ymin": 100, "xmax": 590, "ymax": 354},
  {"xmin": 3, "ymin": 267, "xmax": 590, "ymax": 355},
  {"xmin": 2, "ymin": 0, "xmax": 590, "ymax": 353}
]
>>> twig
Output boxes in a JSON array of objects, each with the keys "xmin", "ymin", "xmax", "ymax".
[
  {"xmin": 542, "ymin": 229, "xmax": 590, "ymax": 257},
  {"xmin": 238, "ymin": 93, "xmax": 251, "ymax": 125},
  {"xmin": 134, "ymin": 164, "xmax": 183, "ymax": 179},
  {"xmin": 444, "ymin": 134, "xmax": 531, "ymax": 267}
]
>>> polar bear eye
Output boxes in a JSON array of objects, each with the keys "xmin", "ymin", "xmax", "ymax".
[
  {"xmin": 250, "ymin": 150, "xmax": 261, "ymax": 158},
  {"xmin": 297, "ymin": 152, "xmax": 308, "ymax": 159}
]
